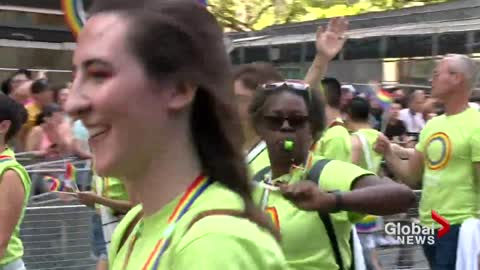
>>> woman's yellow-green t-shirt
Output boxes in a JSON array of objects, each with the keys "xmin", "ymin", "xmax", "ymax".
[
  {"xmin": 0, "ymin": 149, "xmax": 31, "ymax": 266},
  {"xmin": 109, "ymin": 182, "xmax": 288, "ymax": 270},
  {"xmin": 252, "ymin": 156, "xmax": 372, "ymax": 270}
]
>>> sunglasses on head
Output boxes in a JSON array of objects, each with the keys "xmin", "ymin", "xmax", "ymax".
[
  {"xmin": 261, "ymin": 80, "xmax": 310, "ymax": 91},
  {"xmin": 261, "ymin": 80, "xmax": 312, "ymax": 102},
  {"xmin": 263, "ymin": 115, "xmax": 309, "ymax": 130}
]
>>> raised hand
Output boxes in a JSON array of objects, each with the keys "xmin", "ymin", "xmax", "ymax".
[
  {"xmin": 315, "ymin": 17, "xmax": 349, "ymax": 60},
  {"xmin": 279, "ymin": 181, "xmax": 336, "ymax": 213}
]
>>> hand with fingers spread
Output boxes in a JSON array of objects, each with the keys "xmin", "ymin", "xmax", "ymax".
[
  {"xmin": 279, "ymin": 181, "xmax": 336, "ymax": 213},
  {"xmin": 315, "ymin": 17, "xmax": 348, "ymax": 60}
]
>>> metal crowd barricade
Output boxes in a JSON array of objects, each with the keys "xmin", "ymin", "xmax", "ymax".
[
  {"xmin": 19, "ymin": 155, "xmax": 96, "ymax": 270},
  {"xmin": 376, "ymin": 190, "xmax": 430, "ymax": 270}
]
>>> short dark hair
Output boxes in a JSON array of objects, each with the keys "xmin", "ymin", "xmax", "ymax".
[
  {"xmin": 0, "ymin": 95, "xmax": 28, "ymax": 142},
  {"xmin": 14, "ymin": 69, "xmax": 32, "ymax": 79},
  {"xmin": 51, "ymin": 83, "xmax": 69, "ymax": 104},
  {"xmin": 233, "ymin": 62, "xmax": 284, "ymax": 91},
  {"xmin": 1, "ymin": 69, "xmax": 33, "ymax": 96},
  {"xmin": 35, "ymin": 103, "xmax": 62, "ymax": 126},
  {"xmin": 31, "ymin": 79, "xmax": 50, "ymax": 95},
  {"xmin": 346, "ymin": 97, "xmax": 370, "ymax": 122},
  {"xmin": 322, "ymin": 77, "xmax": 342, "ymax": 109},
  {"xmin": 249, "ymin": 86, "xmax": 326, "ymax": 141}
]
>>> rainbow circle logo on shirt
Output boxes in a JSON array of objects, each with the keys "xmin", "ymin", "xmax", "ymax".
[{"xmin": 425, "ymin": 132, "xmax": 452, "ymax": 170}]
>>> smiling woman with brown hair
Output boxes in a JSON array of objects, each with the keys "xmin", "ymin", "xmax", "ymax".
[{"xmin": 64, "ymin": 0, "xmax": 288, "ymax": 269}]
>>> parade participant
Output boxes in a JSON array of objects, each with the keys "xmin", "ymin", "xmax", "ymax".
[
  {"xmin": 313, "ymin": 77, "xmax": 351, "ymax": 162},
  {"xmin": 344, "ymin": 97, "xmax": 385, "ymax": 270},
  {"xmin": 77, "ymin": 176, "xmax": 132, "ymax": 270},
  {"xmin": 235, "ymin": 62, "xmax": 283, "ymax": 174},
  {"xmin": 376, "ymin": 54, "xmax": 480, "ymax": 269},
  {"xmin": 244, "ymin": 17, "xmax": 348, "ymax": 175},
  {"xmin": 346, "ymin": 97, "xmax": 383, "ymax": 174},
  {"xmin": 65, "ymin": 0, "xmax": 288, "ymax": 269},
  {"xmin": 250, "ymin": 81, "xmax": 415, "ymax": 270},
  {"xmin": 0, "ymin": 95, "xmax": 30, "ymax": 270}
]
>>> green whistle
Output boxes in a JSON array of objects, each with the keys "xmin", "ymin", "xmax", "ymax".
[{"xmin": 284, "ymin": 140, "xmax": 294, "ymax": 151}]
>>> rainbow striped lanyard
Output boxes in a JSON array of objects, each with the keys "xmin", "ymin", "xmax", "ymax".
[
  {"xmin": 0, "ymin": 155, "xmax": 13, "ymax": 163},
  {"xmin": 123, "ymin": 175, "xmax": 212, "ymax": 270}
]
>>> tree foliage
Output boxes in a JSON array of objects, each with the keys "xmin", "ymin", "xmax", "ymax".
[{"xmin": 208, "ymin": 0, "xmax": 448, "ymax": 31}]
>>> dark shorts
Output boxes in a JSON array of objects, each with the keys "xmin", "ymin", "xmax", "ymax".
[
  {"xmin": 90, "ymin": 213, "xmax": 107, "ymax": 260},
  {"xmin": 422, "ymin": 224, "xmax": 460, "ymax": 270}
]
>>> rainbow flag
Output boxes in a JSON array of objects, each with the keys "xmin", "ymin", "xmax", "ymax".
[
  {"xmin": 61, "ymin": 0, "xmax": 85, "ymax": 39},
  {"xmin": 43, "ymin": 176, "xmax": 64, "ymax": 192},
  {"xmin": 356, "ymin": 215, "xmax": 381, "ymax": 233},
  {"xmin": 63, "ymin": 162, "xmax": 79, "ymax": 192},
  {"xmin": 376, "ymin": 89, "xmax": 393, "ymax": 109}
]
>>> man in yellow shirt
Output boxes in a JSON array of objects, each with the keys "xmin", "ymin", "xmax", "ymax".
[
  {"xmin": 313, "ymin": 77, "xmax": 352, "ymax": 162},
  {"xmin": 376, "ymin": 54, "xmax": 480, "ymax": 269}
]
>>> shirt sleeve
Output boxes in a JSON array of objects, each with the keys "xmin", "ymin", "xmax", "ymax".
[
  {"xmin": 316, "ymin": 160, "xmax": 374, "ymax": 223},
  {"xmin": 471, "ymin": 128, "xmax": 480, "ymax": 162},
  {"xmin": 174, "ymin": 216, "xmax": 288, "ymax": 270},
  {"xmin": 317, "ymin": 160, "xmax": 374, "ymax": 192},
  {"xmin": 316, "ymin": 127, "xmax": 351, "ymax": 163}
]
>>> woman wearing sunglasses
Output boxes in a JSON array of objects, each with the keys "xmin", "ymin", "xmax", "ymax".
[
  {"xmin": 65, "ymin": 0, "xmax": 288, "ymax": 269},
  {"xmin": 250, "ymin": 81, "xmax": 416, "ymax": 270}
]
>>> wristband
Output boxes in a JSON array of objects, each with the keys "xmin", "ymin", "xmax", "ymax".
[{"xmin": 331, "ymin": 190, "xmax": 343, "ymax": 213}]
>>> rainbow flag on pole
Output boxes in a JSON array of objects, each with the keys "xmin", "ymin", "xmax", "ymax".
[
  {"xmin": 376, "ymin": 89, "xmax": 394, "ymax": 109},
  {"xmin": 63, "ymin": 162, "xmax": 79, "ymax": 192}
]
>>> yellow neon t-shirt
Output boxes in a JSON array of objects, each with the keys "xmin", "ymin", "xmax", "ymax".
[
  {"xmin": 313, "ymin": 119, "xmax": 351, "ymax": 163},
  {"xmin": 109, "ymin": 182, "xmax": 288, "ymax": 270},
  {"xmin": 416, "ymin": 108, "xmax": 480, "ymax": 226},
  {"xmin": 252, "ymin": 156, "xmax": 372, "ymax": 270},
  {"xmin": 0, "ymin": 149, "xmax": 31, "ymax": 266}
]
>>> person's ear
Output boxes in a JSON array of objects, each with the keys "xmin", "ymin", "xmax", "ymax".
[
  {"xmin": 0, "ymin": 120, "xmax": 11, "ymax": 138},
  {"xmin": 167, "ymin": 82, "xmax": 198, "ymax": 111}
]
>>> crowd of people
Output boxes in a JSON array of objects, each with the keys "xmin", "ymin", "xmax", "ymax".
[{"xmin": 0, "ymin": 0, "xmax": 479, "ymax": 270}]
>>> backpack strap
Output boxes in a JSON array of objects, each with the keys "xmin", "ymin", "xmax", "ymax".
[
  {"xmin": 307, "ymin": 159, "xmax": 346, "ymax": 270},
  {"xmin": 353, "ymin": 132, "xmax": 375, "ymax": 172},
  {"xmin": 187, "ymin": 209, "xmax": 247, "ymax": 230},
  {"xmin": 246, "ymin": 141, "xmax": 267, "ymax": 164},
  {"xmin": 252, "ymin": 166, "xmax": 271, "ymax": 183},
  {"xmin": 117, "ymin": 210, "xmax": 143, "ymax": 255}
]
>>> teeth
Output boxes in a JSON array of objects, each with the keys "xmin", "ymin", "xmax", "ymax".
[{"xmin": 87, "ymin": 127, "xmax": 108, "ymax": 138}]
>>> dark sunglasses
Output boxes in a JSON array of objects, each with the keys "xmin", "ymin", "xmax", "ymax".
[{"xmin": 263, "ymin": 115, "xmax": 309, "ymax": 130}]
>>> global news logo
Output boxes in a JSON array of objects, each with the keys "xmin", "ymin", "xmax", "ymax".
[{"xmin": 384, "ymin": 210, "xmax": 450, "ymax": 246}]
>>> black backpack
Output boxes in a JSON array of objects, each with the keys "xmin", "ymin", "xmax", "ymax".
[{"xmin": 253, "ymin": 159, "xmax": 355, "ymax": 270}]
